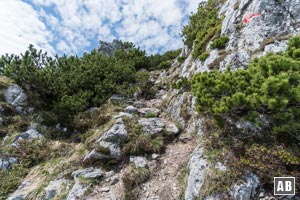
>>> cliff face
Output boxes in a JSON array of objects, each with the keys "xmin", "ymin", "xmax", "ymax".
[
  {"xmin": 178, "ymin": 0, "xmax": 300, "ymax": 78},
  {"xmin": 1, "ymin": 0, "xmax": 300, "ymax": 200}
]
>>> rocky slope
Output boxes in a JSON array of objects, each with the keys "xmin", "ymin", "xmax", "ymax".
[{"xmin": 1, "ymin": 0, "xmax": 300, "ymax": 200}]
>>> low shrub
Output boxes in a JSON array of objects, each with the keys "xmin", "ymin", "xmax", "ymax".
[
  {"xmin": 6, "ymin": 139, "xmax": 52, "ymax": 167},
  {"xmin": 199, "ymin": 51, "xmax": 210, "ymax": 61},
  {"xmin": 157, "ymin": 61, "xmax": 172, "ymax": 69},
  {"xmin": 210, "ymin": 36, "xmax": 229, "ymax": 49},
  {"xmin": 122, "ymin": 165, "xmax": 150, "ymax": 199},
  {"xmin": 145, "ymin": 112, "xmax": 158, "ymax": 118},
  {"xmin": 177, "ymin": 56, "xmax": 187, "ymax": 63},
  {"xmin": 122, "ymin": 119, "xmax": 164, "ymax": 155},
  {"xmin": 0, "ymin": 165, "xmax": 28, "ymax": 199}
]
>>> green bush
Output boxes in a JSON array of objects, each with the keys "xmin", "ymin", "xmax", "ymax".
[
  {"xmin": 172, "ymin": 77, "xmax": 191, "ymax": 91},
  {"xmin": 210, "ymin": 36, "xmax": 229, "ymax": 49},
  {"xmin": 293, "ymin": 49, "xmax": 300, "ymax": 59},
  {"xmin": 236, "ymin": 144, "xmax": 300, "ymax": 187},
  {"xmin": 135, "ymin": 71, "xmax": 155, "ymax": 99},
  {"xmin": 146, "ymin": 49, "xmax": 181, "ymax": 70},
  {"xmin": 199, "ymin": 51, "xmax": 210, "ymax": 61},
  {"xmin": 157, "ymin": 61, "xmax": 171, "ymax": 69},
  {"xmin": 192, "ymin": 36, "xmax": 300, "ymax": 190},
  {"xmin": 182, "ymin": 0, "xmax": 222, "ymax": 58},
  {"xmin": 177, "ymin": 56, "xmax": 187, "ymax": 63},
  {"xmin": 0, "ymin": 42, "xmax": 146, "ymax": 128},
  {"xmin": 287, "ymin": 35, "xmax": 300, "ymax": 59},
  {"xmin": 192, "ymin": 37, "xmax": 300, "ymax": 142},
  {"xmin": 145, "ymin": 112, "xmax": 158, "ymax": 118}
]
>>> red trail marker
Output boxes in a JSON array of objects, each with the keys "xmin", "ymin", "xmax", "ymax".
[{"xmin": 242, "ymin": 13, "xmax": 262, "ymax": 23}]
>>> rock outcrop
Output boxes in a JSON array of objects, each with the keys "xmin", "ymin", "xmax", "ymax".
[
  {"xmin": 0, "ymin": 155, "xmax": 17, "ymax": 170},
  {"xmin": 185, "ymin": 146, "xmax": 208, "ymax": 200},
  {"xmin": 231, "ymin": 173, "xmax": 261, "ymax": 200},
  {"xmin": 4, "ymin": 84, "xmax": 27, "ymax": 113}
]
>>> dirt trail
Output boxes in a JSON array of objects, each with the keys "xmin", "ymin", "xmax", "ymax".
[
  {"xmin": 138, "ymin": 131, "xmax": 197, "ymax": 200},
  {"xmin": 85, "ymin": 69, "xmax": 197, "ymax": 200}
]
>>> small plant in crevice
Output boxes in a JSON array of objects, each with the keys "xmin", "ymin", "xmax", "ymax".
[
  {"xmin": 145, "ymin": 112, "xmax": 158, "ymax": 118},
  {"xmin": 172, "ymin": 77, "xmax": 191, "ymax": 92},
  {"xmin": 199, "ymin": 51, "xmax": 210, "ymax": 61},
  {"xmin": 177, "ymin": 56, "xmax": 187, "ymax": 64},
  {"xmin": 210, "ymin": 36, "xmax": 229, "ymax": 49},
  {"xmin": 122, "ymin": 118, "xmax": 164, "ymax": 155},
  {"xmin": 122, "ymin": 165, "xmax": 150, "ymax": 200}
]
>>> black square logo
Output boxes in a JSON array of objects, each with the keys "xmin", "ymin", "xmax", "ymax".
[{"xmin": 274, "ymin": 177, "xmax": 295, "ymax": 195}]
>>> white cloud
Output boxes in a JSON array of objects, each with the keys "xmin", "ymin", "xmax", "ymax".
[
  {"xmin": 0, "ymin": 0, "xmax": 203, "ymax": 56},
  {"xmin": 0, "ymin": 0, "xmax": 54, "ymax": 56}
]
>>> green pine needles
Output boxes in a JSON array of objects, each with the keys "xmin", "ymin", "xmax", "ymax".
[
  {"xmin": 182, "ymin": 0, "xmax": 223, "ymax": 59},
  {"xmin": 192, "ymin": 36, "xmax": 300, "ymax": 143}
]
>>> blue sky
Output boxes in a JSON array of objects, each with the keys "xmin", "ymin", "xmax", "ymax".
[{"xmin": 0, "ymin": 0, "xmax": 202, "ymax": 56}]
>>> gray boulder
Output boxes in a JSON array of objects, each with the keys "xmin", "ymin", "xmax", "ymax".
[
  {"xmin": 8, "ymin": 195, "xmax": 26, "ymax": 200},
  {"xmin": 98, "ymin": 123, "xmax": 127, "ymax": 144},
  {"xmin": 84, "ymin": 122, "xmax": 128, "ymax": 162},
  {"xmin": 165, "ymin": 121, "xmax": 180, "ymax": 135},
  {"xmin": 115, "ymin": 118, "xmax": 124, "ymax": 124},
  {"xmin": 185, "ymin": 146, "xmax": 208, "ymax": 200},
  {"xmin": 114, "ymin": 112, "xmax": 133, "ymax": 119},
  {"xmin": 82, "ymin": 149, "xmax": 110, "ymax": 164},
  {"xmin": 67, "ymin": 168, "xmax": 104, "ymax": 200},
  {"xmin": 98, "ymin": 141, "xmax": 122, "ymax": 159},
  {"xmin": 124, "ymin": 106, "xmax": 138, "ymax": 114},
  {"xmin": 231, "ymin": 173, "xmax": 260, "ymax": 200},
  {"xmin": 4, "ymin": 85, "xmax": 27, "ymax": 108},
  {"xmin": 66, "ymin": 182, "xmax": 87, "ymax": 200},
  {"xmin": 15, "ymin": 129, "xmax": 43, "ymax": 141},
  {"xmin": 0, "ymin": 155, "xmax": 17, "ymax": 170},
  {"xmin": 7, "ymin": 180, "xmax": 30, "ymax": 200},
  {"xmin": 130, "ymin": 156, "xmax": 148, "ymax": 168},
  {"xmin": 72, "ymin": 167, "xmax": 104, "ymax": 179},
  {"xmin": 42, "ymin": 178, "xmax": 70, "ymax": 200},
  {"xmin": 138, "ymin": 118, "xmax": 165, "ymax": 135},
  {"xmin": 138, "ymin": 107, "xmax": 160, "ymax": 116}
]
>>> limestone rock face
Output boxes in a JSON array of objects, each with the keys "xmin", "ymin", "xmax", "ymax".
[
  {"xmin": 67, "ymin": 168, "xmax": 104, "ymax": 200},
  {"xmin": 4, "ymin": 85, "xmax": 27, "ymax": 107},
  {"xmin": 231, "ymin": 173, "xmax": 261, "ymax": 200},
  {"xmin": 71, "ymin": 167, "xmax": 104, "ymax": 179},
  {"xmin": 219, "ymin": 0, "xmax": 300, "ymax": 70},
  {"xmin": 173, "ymin": 0, "xmax": 300, "ymax": 79},
  {"xmin": 4, "ymin": 84, "xmax": 27, "ymax": 113},
  {"xmin": 138, "ymin": 107, "xmax": 160, "ymax": 117},
  {"xmin": 185, "ymin": 146, "xmax": 208, "ymax": 200}
]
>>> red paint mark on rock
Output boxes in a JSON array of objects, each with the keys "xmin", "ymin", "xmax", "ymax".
[{"xmin": 242, "ymin": 13, "xmax": 262, "ymax": 23}]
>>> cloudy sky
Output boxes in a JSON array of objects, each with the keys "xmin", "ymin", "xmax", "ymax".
[{"xmin": 0, "ymin": 0, "xmax": 201, "ymax": 56}]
